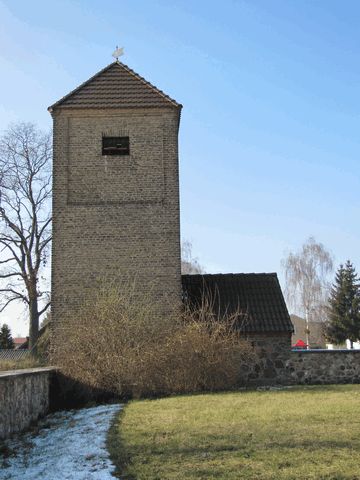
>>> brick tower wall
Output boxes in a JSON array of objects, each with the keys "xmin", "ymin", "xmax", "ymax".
[{"xmin": 51, "ymin": 107, "xmax": 181, "ymax": 324}]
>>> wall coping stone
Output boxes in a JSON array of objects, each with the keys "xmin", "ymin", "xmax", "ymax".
[
  {"xmin": 0, "ymin": 366, "xmax": 56, "ymax": 379},
  {"xmin": 291, "ymin": 349, "xmax": 360, "ymax": 354}
]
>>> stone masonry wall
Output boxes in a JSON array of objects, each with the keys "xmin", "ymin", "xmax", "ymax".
[
  {"xmin": 0, "ymin": 368, "xmax": 54, "ymax": 440},
  {"xmin": 287, "ymin": 350, "xmax": 360, "ymax": 385},
  {"xmin": 238, "ymin": 334, "xmax": 360, "ymax": 386},
  {"xmin": 238, "ymin": 333, "xmax": 292, "ymax": 386},
  {"xmin": 51, "ymin": 107, "xmax": 181, "ymax": 326}
]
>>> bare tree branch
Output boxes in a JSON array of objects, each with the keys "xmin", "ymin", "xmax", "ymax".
[
  {"xmin": 0, "ymin": 288, "xmax": 28, "ymax": 302},
  {"xmin": 0, "ymin": 272, "xmax": 23, "ymax": 279},
  {"xmin": 0, "ymin": 296, "xmax": 24, "ymax": 313},
  {"xmin": 38, "ymin": 301, "xmax": 51, "ymax": 317},
  {"xmin": 0, "ymin": 257, "xmax": 16, "ymax": 265}
]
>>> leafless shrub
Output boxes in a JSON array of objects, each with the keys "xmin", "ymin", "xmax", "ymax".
[{"xmin": 52, "ymin": 281, "xmax": 254, "ymax": 399}]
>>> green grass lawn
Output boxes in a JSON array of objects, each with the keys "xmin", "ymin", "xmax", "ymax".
[{"xmin": 108, "ymin": 385, "xmax": 360, "ymax": 479}]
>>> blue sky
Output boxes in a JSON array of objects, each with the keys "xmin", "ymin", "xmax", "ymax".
[{"xmin": 1, "ymin": 0, "xmax": 360, "ymax": 333}]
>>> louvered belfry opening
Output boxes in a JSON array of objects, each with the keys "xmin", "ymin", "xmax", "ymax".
[{"xmin": 102, "ymin": 136, "xmax": 130, "ymax": 156}]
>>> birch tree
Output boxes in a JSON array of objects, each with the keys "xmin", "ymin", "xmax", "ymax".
[
  {"xmin": 181, "ymin": 240, "xmax": 204, "ymax": 274},
  {"xmin": 282, "ymin": 237, "xmax": 333, "ymax": 347},
  {"xmin": 0, "ymin": 122, "xmax": 52, "ymax": 350}
]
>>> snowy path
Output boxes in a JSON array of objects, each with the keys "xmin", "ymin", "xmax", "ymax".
[{"xmin": 0, "ymin": 403, "xmax": 122, "ymax": 480}]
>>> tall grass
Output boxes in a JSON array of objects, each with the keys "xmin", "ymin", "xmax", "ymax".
[{"xmin": 0, "ymin": 356, "xmax": 46, "ymax": 372}]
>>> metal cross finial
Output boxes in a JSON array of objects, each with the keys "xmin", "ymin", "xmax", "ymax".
[{"xmin": 112, "ymin": 46, "xmax": 124, "ymax": 61}]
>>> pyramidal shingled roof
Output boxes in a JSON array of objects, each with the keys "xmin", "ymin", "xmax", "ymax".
[{"xmin": 48, "ymin": 61, "xmax": 181, "ymax": 111}]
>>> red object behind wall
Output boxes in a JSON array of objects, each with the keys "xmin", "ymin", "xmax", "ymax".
[{"xmin": 293, "ymin": 339, "xmax": 307, "ymax": 349}]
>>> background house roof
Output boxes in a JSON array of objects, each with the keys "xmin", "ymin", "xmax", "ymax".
[
  {"xmin": 13, "ymin": 337, "xmax": 28, "ymax": 350},
  {"xmin": 48, "ymin": 61, "xmax": 182, "ymax": 111},
  {"xmin": 181, "ymin": 273, "xmax": 293, "ymax": 334}
]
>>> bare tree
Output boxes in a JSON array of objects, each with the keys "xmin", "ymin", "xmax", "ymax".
[
  {"xmin": 0, "ymin": 123, "xmax": 52, "ymax": 350},
  {"xmin": 181, "ymin": 240, "xmax": 205, "ymax": 274},
  {"xmin": 282, "ymin": 237, "xmax": 333, "ymax": 348}
]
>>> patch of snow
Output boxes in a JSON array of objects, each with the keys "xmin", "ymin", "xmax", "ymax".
[
  {"xmin": 256, "ymin": 385, "xmax": 294, "ymax": 391},
  {"xmin": 0, "ymin": 403, "xmax": 122, "ymax": 480}
]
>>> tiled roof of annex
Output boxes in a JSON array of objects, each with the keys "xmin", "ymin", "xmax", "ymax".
[{"xmin": 182, "ymin": 273, "xmax": 293, "ymax": 334}]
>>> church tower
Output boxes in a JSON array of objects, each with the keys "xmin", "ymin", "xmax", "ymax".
[{"xmin": 49, "ymin": 60, "xmax": 182, "ymax": 324}]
